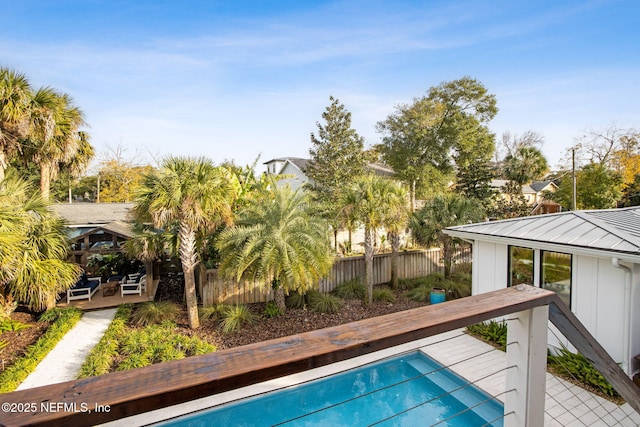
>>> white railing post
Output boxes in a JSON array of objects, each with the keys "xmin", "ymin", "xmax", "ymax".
[{"xmin": 505, "ymin": 305, "xmax": 549, "ymax": 427}]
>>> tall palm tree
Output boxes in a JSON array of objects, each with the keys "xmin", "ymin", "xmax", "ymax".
[
  {"xmin": 410, "ymin": 192, "xmax": 485, "ymax": 278},
  {"xmin": 0, "ymin": 67, "xmax": 33, "ymax": 181},
  {"xmin": 341, "ymin": 175, "xmax": 404, "ymax": 304},
  {"xmin": 132, "ymin": 156, "xmax": 237, "ymax": 329},
  {"xmin": 24, "ymin": 88, "xmax": 90, "ymax": 199},
  {"xmin": 382, "ymin": 183, "xmax": 410, "ymax": 289},
  {"xmin": 0, "ymin": 175, "xmax": 80, "ymax": 310},
  {"xmin": 216, "ymin": 183, "xmax": 334, "ymax": 313}
]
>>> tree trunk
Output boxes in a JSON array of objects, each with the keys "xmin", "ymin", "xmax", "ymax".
[
  {"xmin": 178, "ymin": 223, "xmax": 200, "ymax": 329},
  {"xmin": 274, "ymin": 286, "xmax": 286, "ymax": 313},
  {"xmin": 0, "ymin": 151, "xmax": 7, "ymax": 182},
  {"xmin": 40, "ymin": 162, "xmax": 52, "ymax": 200},
  {"xmin": 364, "ymin": 227, "xmax": 374, "ymax": 305},
  {"xmin": 390, "ymin": 231, "xmax": 400, "ymax": 289},
  {"xmin": 442, "ymin": 236, "xmax": 453, "ymax": 279}
]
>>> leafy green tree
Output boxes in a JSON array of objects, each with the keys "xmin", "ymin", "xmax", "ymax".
[
  {"xmin": 0, "ymin": 175, "xmax": 80, "ymax": 310},
  {"xmin": 0, "ymin": 67, "xmax": 32, "ymax": 181},
  {"xmin": 549, "ymin": 163, "xmax": 622, "ymax": 210},
  {"xmin": 620, "ymin": 174, "xmax": 640, "ymax": 207},
  {"xmin": 216, "ymin": 183, "xmax": 334, "ymax": 313},
  {"xmin": 410, "ymin": 192, "xmax": 485, "ymax": 278},
  {"xmin": 341, "ymin": 175, "xmax": 407, "ymax": 304},
  {"xmin": 377, "ymin": 77, "xmax": 497, "ymax": 208},
  {"xmin": 132, "ymin": 156, "xmax": 237, "ymax": 329},
  {"xmin": 306, "ymin": 96, "xmax": 367, "ymax": 249}
]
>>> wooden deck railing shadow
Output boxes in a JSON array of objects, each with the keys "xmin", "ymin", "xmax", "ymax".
[{"xmin": 1, "ymin": 285, "xmax": 638, "ymax": 426}]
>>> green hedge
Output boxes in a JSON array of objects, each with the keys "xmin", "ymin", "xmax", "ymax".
[
  {"xmin": 78, "ymin": 304, "xmax": 216, "ymax": 377},
  {"xmin": 0, "ymin": 307, "xmax": 82, "ymax": 393}
]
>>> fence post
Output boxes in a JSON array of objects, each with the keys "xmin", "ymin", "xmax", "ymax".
[{"xmin": 505, "ymin": 305, "xmax": 549, "ymax": 427}]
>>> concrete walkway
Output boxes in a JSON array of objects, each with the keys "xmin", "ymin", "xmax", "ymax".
[{"xmin": 17, "ymin": 308, "xmax": 117, "ymax": 390}]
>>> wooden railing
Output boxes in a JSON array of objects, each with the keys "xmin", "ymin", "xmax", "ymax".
[
  {"xmin": 2, "ymin": 285, "xmax": 639, "ymax": 426},
  {"xmin": 200, "ymin": 248, "xmax": 471, "ymax": 305}
]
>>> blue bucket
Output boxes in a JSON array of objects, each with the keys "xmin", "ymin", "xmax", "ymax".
[{"xmin": 430, "ymin": 288, "xmax": 446, "ymax": 304}]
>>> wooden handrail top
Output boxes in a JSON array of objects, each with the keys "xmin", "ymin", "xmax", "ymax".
[{"xmin": 1, "ymin": 285, "xmax": 557, "ymax": 427}]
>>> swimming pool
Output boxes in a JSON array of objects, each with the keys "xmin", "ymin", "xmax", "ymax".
[{"xmin": 155, "ymin": 351, "xmax": 503, "ymax": 426}]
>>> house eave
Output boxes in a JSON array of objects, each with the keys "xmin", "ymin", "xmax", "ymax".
[{"xmin": 445, "ymin": 229, "xmax": 640, "ymax": 264}]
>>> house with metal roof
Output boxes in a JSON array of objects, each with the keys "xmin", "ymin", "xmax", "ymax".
[
  {"xmin": 263, "ymin": 157, "xmax": 396, "ymax": 191},
  {"xmin": 444, "ymin": 206, "xmax": 640, "ymax": 376}
]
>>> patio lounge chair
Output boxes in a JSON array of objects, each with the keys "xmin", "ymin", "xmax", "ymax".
[
  {"xmin": 121, "ymin": 274, "xmax": 146, "ymax": 297},
  {"xmin": 67, "ymin": 274, "xmax": 101, "ymax": 304}
]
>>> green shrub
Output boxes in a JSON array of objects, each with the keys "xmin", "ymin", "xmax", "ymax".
[
  {"xmin": 305, "ymin": 290, "xmax": 323, "ymax": 307},
  {"xmin": 333, "ymin": 279, "xmax": 366, "ymax": 300},
  {"xmin": 285, "ymin": 292, "xmax": 306, "ymax": 309},
  {"xmin": 405, "ymin": 285, "xmax": 432, "ymax": 303},
  {"xmin": 220, "ymin": 305, "xmax": 257, "ymax": 334},
  {"xmin": 373, "ymin": 287, "xmax": 396, "ymax": 303},
  {"xmin": 78, "ymin": 305, "xmax": 132, "ymax": 378},
  {"xmin": 0, "ymin": 307, "xmax": 82, "ymax": 393},
  {"xmin": 131, "ymin": 301, "xmax": 180, "ymax": 326},
  {"xmin": 310, "ymin": 293, "xmax": 344, "ymax": 314},
  {"xmin": 199, "ymin": 304, "xmax": 226, "ymax": 321},
  {"xmin": 0, "ymin": 318, "xmax": 30, "ymax": 332},
  {"xmin": 548, "ymin": 345, "xmax": 619, "ymax": 398},
  {"xmin": 263, "ymin": 302, "xmax": 282, "ymax": 318},
  {"xmin": 443, "ymin": 280, "xmax": 471, "ymax": 300},
  {"xmin": 466, "ymin": 320, "xmax": 507, "ymax": 351},
  {"xmin": 79, "ymin": 305, "xmax": 215, "ymax": 377},
  {"xmin": 398, "ymin": 273, "xmax": 446, "ymax": 290}
]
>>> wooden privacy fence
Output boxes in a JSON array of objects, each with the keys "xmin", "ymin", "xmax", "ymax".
[{"xmin": 200, "ymin": 247, "xmax": 471, "ymax": 306}]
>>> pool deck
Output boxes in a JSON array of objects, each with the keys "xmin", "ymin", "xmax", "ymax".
[{"xmin": 100, "ymin": 329, "xmax": 640, "ymax": 426}]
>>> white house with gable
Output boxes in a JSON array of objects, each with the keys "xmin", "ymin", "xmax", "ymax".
[{"xmin": 444, "ymin": 206, "xmax": 640, "ymax": 376}]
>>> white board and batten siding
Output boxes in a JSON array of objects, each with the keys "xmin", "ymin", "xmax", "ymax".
[{"xmin": 445, "ymin": 207, "xmax": 640, "ymax": 376}]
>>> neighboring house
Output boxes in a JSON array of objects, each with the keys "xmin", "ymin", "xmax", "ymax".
[
  {"xmin": 490, "ymin": 179, "xmax": 562, "ymax": 214},
  {"xmin": 263, "ymin": 157, "xmax": 310, "ymax": 191},
  {"xmin": 51, "ymin": 203, "xmax": 135, "ymax": 268},
  {"xmin": 444, "ymin": 206, "xmax": 640, "ymax": 376},
  {"xmin": 263, "ymin": 157, "xmax": 396, "ymax": 191},
  {"xmin": 263, "ymin": 157, "xmax": 400, "ymax": 253}
]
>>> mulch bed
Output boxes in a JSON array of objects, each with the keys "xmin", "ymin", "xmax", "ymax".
[{"xmin": 0, "ymin": 311, "xmax": 51, "ymax": 372}]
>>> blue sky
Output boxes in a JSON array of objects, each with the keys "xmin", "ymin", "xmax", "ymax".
[{"xmin": 2, "ymin": 0, "xmax": 639, "ymax": 172}]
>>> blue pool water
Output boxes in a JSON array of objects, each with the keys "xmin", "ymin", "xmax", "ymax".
[{"xmin": 157, "ymin": 351, "xmax": 504, "ymax": 426}]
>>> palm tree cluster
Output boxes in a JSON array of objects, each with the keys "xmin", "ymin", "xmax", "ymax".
[
  {"xmin": 0, "ymin": 67, "xmax": 92, "ymax": 313},
  {"xmin": 0, "ymin": 67, "xmax": 94, "ymax": 199},
  {"xmin": 0, "ymin": 176, "xmax": 80, "ymax": 311}
]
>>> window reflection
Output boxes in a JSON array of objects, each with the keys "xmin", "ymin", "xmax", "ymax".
[
  {"xmin": 542, "ymin": 251, "xmax": 572, "ymax": 308},
  {"xmin": 509, "ymin": 246, "xmax": 534, "ymax": 286}
]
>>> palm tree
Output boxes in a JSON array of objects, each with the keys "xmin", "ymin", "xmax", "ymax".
[
  {"xmin": 0, "ymin": 67, "xmax": 33, "ymax": 181},
  {"xmin": 503, "ymin": 146, "xmax": 549, "ymax": 188},
  {"xmin": 216, "ymin": 183, "xmax": 334, "ymax": 313},
  {"xmin": 23, "ymin": 88, "xmax": 91, "ymax": 199},
  {"xmin": 383, "ymin": 183, "xmax": 410, "ymax": 289},
  {"xmin": 410, "ymin": 192, "xmax": 485, "ymax": 278},
  {"xmin": 0, "ymin": 175, "xmax": 80, "ymax": 310},
  {"xmin": 341, "ymin": 175, "xmax": 404, "ymax": 304},
  {"xmin": 132, "ymin": 156, "xmax": 237, "ymax": 329}
]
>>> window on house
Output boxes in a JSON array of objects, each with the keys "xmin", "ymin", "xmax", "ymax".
[
  {"xmin": 541, "ymin": 251, "xmax": 572, "ymax": 308},
  {"xmin": 509, "ymin": 246, "xmax": 534, "ymax": 286}
]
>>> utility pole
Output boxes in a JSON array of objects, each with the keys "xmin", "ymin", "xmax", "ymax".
[{"xmin": 572, "ymin": 148, "xmax": 577, "ymax": 211}]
